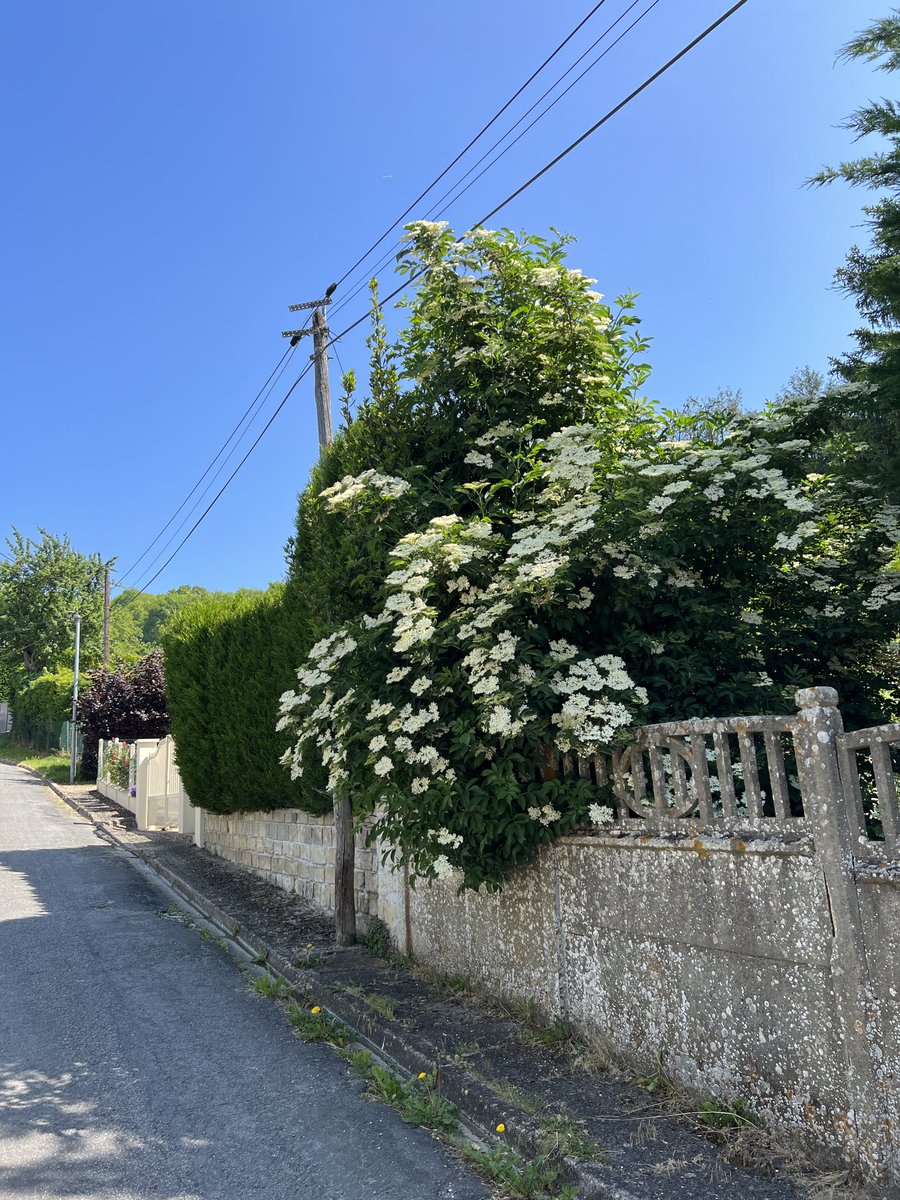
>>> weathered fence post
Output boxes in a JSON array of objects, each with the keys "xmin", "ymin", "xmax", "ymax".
[{"xmin": 793, "ymin": 687, "xmax": 891, "ymax": 1184}]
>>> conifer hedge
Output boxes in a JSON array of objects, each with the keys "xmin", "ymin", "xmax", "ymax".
[{"xmin": 161, "ymin": 587, "xmax": 329, "ymax": 815}]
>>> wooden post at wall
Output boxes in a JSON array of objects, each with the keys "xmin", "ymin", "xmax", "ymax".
[{"xmin": 310, "ymin": 300, "xmax": 355, "ymax": 947}]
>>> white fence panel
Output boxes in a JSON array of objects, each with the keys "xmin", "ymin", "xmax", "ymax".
[{"xmin": 99, "ymin": 734, "xmax": 195, "ymax": 833}]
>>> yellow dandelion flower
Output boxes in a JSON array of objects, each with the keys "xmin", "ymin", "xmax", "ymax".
[
  {"xmin": 496, "ymin": 1123, "xmax": 506, "ymax": 1133},
  {"xmin": 418, "ymin": 1072, "xmax": 427, "ymax": 1080},
  {"xmin": 310, "ymin": 1006, "xmax": 321, "ymax": 1015}
]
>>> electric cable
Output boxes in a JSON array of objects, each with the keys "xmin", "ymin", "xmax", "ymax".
[
  {"xmin": 331, "ymin": 0, "xmax": 612, "ymax": 294},
  {"xmin": 120, "ymin": 0, "xmax": 750, "ymax": 594},
  {"xmin": 328, "ymin": 0, "xmax": 663, "ymax": 326},
  {"xmin": 420, "ymin": 0, "xmax": 664, "ymax": 227},
  {"xmin": 325, "ymin": 0, "xmax": 751, "ymax": 352},
  {"xmin": 121, "ymin": 359, "xmax": 316, "ymax": 605},
  {"xmin": 115, "ymin": 340, "xmax": 299, "ymax": 589},
  {"xmin": 125, "ymin": 344, "xmax": 300, "ymax": 594}
]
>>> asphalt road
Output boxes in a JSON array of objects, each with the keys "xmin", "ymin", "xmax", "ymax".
[{"xmin": 0, "ymin": 763, "xmax": 488, "ymax": 1200}]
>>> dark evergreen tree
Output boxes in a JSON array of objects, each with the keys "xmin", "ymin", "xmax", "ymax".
[{"xmin": 810, "ymin": 13, "xmax": 900, "ymax": 495}]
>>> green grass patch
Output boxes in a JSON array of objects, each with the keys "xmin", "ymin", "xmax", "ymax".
[
  {"xmin": 337, "ymin": 983, "xmax": 400, "ymax": 1021},
  {"xmin": 698, "ymin": 1097, "xmax": 758, "ymax": 1131},
  {"xmin": 535, "ymin": 1115, "xmax": 604, "ymax": 1162},
  {"xmin": 367, "ymin": 1066, "xmax": 459, "ymax": 1136},
  {"xmin": 457, "ymin": 1142, "xmax": 577, "ymax": 1199},
  {"xmin": 0, "ymin": 736, "xmax": 88, "ymax": 783},
  {"xmin": 250, "ymin": 972, "xmax": 289, "ymax": 1000},
  {"xmin": 286, "ymin": 1001, "xmax": 351, "ymax": 1047}
]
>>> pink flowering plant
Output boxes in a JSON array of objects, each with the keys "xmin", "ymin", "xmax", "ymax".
[
  {"xmin": 279, "ymin": 223, "xmax": 900, "ymax": 891},
  {"xmin": 101, "ymin": 739, "xmax": 133, "ymax": 792}
]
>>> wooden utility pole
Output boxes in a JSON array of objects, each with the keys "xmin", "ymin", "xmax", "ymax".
[
  {"xmin": 102, "ymin": 567, "xmax": 111, "ymax": 667},
  {"xmin": 311, "ymin": 308, "xmax": 334, "ymax": 448},
  {"xmin": 284, "ymin": 287, "xmax": 355, "ymax": 947}
]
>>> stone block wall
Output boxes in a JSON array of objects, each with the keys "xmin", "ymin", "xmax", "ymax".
[{"xmin": 201, "ymin": 808, "xmax": 376, "ymax": 922}]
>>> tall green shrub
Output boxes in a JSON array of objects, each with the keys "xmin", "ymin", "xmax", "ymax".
[
  {"xmin": 12, "ymin": 668, "xmax": 74, "ymax": 750},
  {"xmin": 162, "ymin": 587, "xmax": 328, "ymax": 815},
  {"xmin": 279, "ymin": 223, "xmax": 900, "ymax": 891}
]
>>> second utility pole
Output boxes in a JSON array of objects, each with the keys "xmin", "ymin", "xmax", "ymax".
[{"xmin": 309, "ymin": 297, "xmax": 355, "ymax": 947}]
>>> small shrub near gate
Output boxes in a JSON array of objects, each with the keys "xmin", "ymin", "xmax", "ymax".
[{"xmin": 100, "ymin": 740, "xmax": 132, "ymax": 791}]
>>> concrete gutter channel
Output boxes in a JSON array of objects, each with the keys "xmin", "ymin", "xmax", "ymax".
[{"xmin": 32, "ymin": 770, "xmax": 814, "ymax": 1200}]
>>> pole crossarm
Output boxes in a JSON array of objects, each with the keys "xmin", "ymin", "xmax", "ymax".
[{"xmin": 288, "ymin": 298, "xmax": 333, "ymax": 312}]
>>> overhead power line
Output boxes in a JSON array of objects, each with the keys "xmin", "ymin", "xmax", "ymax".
[
  {"xmin": 476, "ymin": 0, "xmax": 750, "ymax": 228},
  {"xmin": 120, "ymin": 0, "xmax": 749, "ymax": 594},
  {"xmin": 326, "ymin": 0, "xmax": 751, "ymax": 352},
  {"xmin": 124, "ymin": 346, "xmax": 299, "ymax": 594},
  {"xmin": 328, "ymin": 0, "xmax": 663, "ymax": 325},
  {"xmin": 332, "ymin": 0, "xmax": 611, "ymax": 294},
  {"xmin": 122, "ymin": 358, "xmax": 317, "ymax": 605},
  {"xmin": 115, "ymin": 327, "xmax": 306, "ymax": 595}
]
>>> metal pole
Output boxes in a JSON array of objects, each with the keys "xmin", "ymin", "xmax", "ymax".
[
  {"xmin": 103, "ymin": 567, "xmax": 110, "ymax": 667},
  {"xmin": 69, "ymin": 612, "xmax": 81, "ymax": 783}
]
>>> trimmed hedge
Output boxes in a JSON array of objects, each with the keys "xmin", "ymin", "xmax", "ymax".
[
  {"xmin": 162, "ymin": 587, "xmax": 329, "ymax": 815},
  {"xmin": 15, "ymin": 669, "xmax": 74, "ymax": 722},
  {"xmin": 11, "ymin": 668, "xmax": 74, "ymax": 750}
]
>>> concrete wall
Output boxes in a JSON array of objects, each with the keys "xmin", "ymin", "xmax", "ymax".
[
  {"xmin": 183, "ymin": 689, "xmax": 900, "ymax": 1187},
  {"xmin": 387, "ymin": 833, "xmax": 858, "ymax": 1153},
  {"xmin": 202, "ymin": 808, "xmax": 377, "ymax": 923},
  {"xmin": 197, "ymin": 804, "xmax": 898, "ymax": 1182}
]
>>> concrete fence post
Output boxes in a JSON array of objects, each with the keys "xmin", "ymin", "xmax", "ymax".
[{"xmin": 793, "ymin": 687, "xmax": 891, "ymax": 1183}]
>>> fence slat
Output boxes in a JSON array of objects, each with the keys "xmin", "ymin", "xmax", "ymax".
[
  {"xmin": 713, "ymin": 731, "xmax": 737, "ymax": 818},
  {"xmin": 689, "ymin": 734, "xmax": 713, "ymax": 822},
  {"xmin": 737, "ymin": 730, "xmax": 764, "ymax": 818},
  {"xmin": 593, "ymin": 753, "xmax": 609, "ymax": 788},
  {"xmin": 837, "ymin": 742, "xmax": 870, "ymax": 850},
  {"xmin": 647, "ymin": 745, "xmax": 668, "ymax": 816},
  {"xmin": 610, "ymin": 747, "xmax": 630, "ymax": 821},
  {"xmin": 869, "ymin": 740, "xmax": 900, "ymax": 856},
  {"xmin": 668, "ymin": 740, "xmax": 691, "ymax": 815},
  {"xmin": 764, "ymin": 732, "xmax": 791, "ymax": 820}
]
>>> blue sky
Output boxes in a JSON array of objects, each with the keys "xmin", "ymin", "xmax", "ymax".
[{"xmin": 0, "ymin": 0, "xmax": 883, "ymax": 594}]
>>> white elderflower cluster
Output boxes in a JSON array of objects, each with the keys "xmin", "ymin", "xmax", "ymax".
[
  {"xmin": 527, "ymin": 803, "xmax": 561, "ymax": 825},
  {"xmin": 548, "ymin": 653, "xmax": 644, "ymax": 753},
  {"xmin": 432, "ymin": 854, "xmax": 455, "ymax": 880},
  {"xmin": 319, "ymin": 469, "xmax": 411, "ymax": 511},
  {"xmin": 430, "ymin": 826, "xmax": 463, "ymax": 849},
  {"xmin": 532, "ymin": 267, "xmax": 561, "ymax": 287},
  {"xmin": 589, "ymin": 803, "xmax": 614, "ymax": 827},
  {"xmin": 541, "ymin": 425, "xmax": 601, "ymax": 493}
]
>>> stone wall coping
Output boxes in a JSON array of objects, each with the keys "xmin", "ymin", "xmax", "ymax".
[{"xmin": 560, "ymin": 831, "xmax": 815, "ymax": 857}]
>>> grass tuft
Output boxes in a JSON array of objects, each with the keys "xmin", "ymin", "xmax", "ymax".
[
  {"xmin": 250, "ymin": 972, "xmax": 289, "ymax": 1000},
  {"xmin": 457, "ymin": 1142, "xmax": 577, "ymax": 1199}
]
